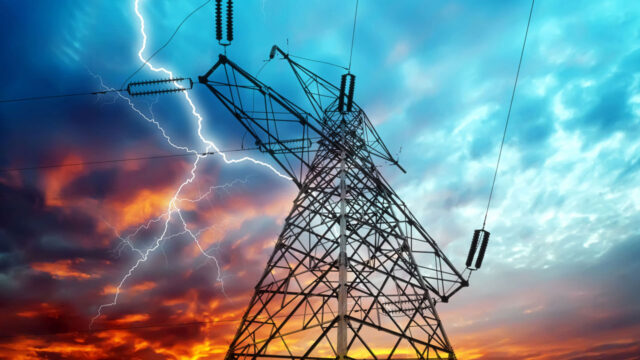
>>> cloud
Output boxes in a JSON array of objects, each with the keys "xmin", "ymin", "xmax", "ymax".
[
  {"xmin": 31, "ymin": 259, "xmax": 95, "ymax": 280},
  {"xmin": 1, "ymin": 0, "xmax": 640, "ymax": 359}
]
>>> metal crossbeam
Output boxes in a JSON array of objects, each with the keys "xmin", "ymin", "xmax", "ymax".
[{"xmin": 200, "ymin": 51, "xmax": 465, "ymax": 360}]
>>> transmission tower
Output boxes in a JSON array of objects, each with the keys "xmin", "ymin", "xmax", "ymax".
[
  {"xmin": 111, "ymin": 2, "xmax": 490, "ymax": 357},
  {"xmin": 195, "ymin": 45, "xmax": 485, "ymax": 359},
  {"xmin": 0, "ymin": 1, "xmax": 529, "ymax": 354}
]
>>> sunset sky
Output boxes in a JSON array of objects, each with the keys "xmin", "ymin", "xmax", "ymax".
[{"xmin": 1, "ymin": 1, "xmax": 640, "ymax": 359}]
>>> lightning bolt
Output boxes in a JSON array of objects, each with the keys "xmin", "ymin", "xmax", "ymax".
[{"xmin": 91, "ymin": 0, "xmax": 289, "ymax": 327}]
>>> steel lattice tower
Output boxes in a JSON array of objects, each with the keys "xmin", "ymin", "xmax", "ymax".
[{"xmin": 198, "ymin": 46, "xmax": 471, "ymax": 360}]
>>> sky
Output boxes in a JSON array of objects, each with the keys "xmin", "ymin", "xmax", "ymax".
[{"xmin": 1, "ymin": 0, "xmax": 640, "ymax": 359}]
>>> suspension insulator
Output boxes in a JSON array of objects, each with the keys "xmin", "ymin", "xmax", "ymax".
[
  {"xmin": 465, "ymin": 230, "xmax": 480, "ymax": 268},
  {"xmin": 346, "ymin": 74, "xmax": 356, "ymax": 112},
  {"xmin": 338, "ymin": 73, "xmax": 355, "ymax": 113},
  {"xmin": 215, "ymin": 0, "xmax": 222, "ymax": 41},
  {"xmin": 226, "ymin": 0, "xmax": 234, "ymax": 42},
  {"xmin": 338, "ymin": 74, "xmax": 347, "ymax": 113},
  {"xmin": 126, "ymin": 77, "xmax": 193, "ymax": 97},
  {"xmin": 466, "ymin": 229, "xmax": 490, "ymax": 270},
  {"xmin": 475, "ymin": 230, "xmax": 490, "ymax": 269},
  {"xmin": 269, "ymin": 45, "xmax": 278, "ymax": 59}
]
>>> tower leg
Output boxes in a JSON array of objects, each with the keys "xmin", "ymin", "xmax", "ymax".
[{"xmin": 337, "ymin": 122, "xmax": 348, "ymax": 359}]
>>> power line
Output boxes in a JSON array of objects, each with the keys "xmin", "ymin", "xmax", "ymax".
[
  {"xmin": 0, "ymin": 79, "xmax": 196, "ymax": 104},
  {"xmin": 288, "ymin": 54, "xmax": 348, "ymax": 70},
  {"xmin": 0, "ymin": 88, "xmax": 125, "ymax": 104},
  {"xmin": 0, "ymin": 136, "xmax": 330, "ymax": 173},
  {"xmin": 119, "ymin": 0, "xmax": 212, "ymax": 89},
  {"xmin": 0, "ymin": 147, "xmax": 258, "ymax": 173},
  {"xmin": 0, "ymin": 0, "xmax": 210, "ymax": 105},
  {"xmin": 482, "ymin": 0, "xmax": 535, "ymax": 229},
  {"xmin": 347, "ymin": 0, "xmax": 359, "ymax": 72}
]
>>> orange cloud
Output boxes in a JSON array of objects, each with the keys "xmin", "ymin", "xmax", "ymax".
[
  {"xmin": 112, "ymin": 313, "xmax": 151, "ymax": 325},
  {"xmin": 15, "ymin": 310, "xmax": 40, "ymax": 318},
  {"xmin": 41, "ymin": 154, "xmax": 86, "ymax": 207},
  {"xmin": 129, "ymin": 281, "xmax": 156, "ymax": 293},
  {"xmin": 31, "ymin": 259, "xmax": 94, "ymax": 280},
  {"xmin": 113, "ymin": 189, "xmax": 173, "ymax": 230}
]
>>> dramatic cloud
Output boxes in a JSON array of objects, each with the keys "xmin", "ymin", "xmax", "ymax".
[{"xmin": 0, "ymin": 1, "xmax": 638, "ymax": 359}]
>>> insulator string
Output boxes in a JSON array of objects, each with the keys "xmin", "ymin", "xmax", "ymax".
[
  {"xmin": 215, "ymin": 0, "xmax": 223, "ymax": 41},
  {"xmin": 226, "ymin": 0, "xmax": 233, "ymax": 42}
]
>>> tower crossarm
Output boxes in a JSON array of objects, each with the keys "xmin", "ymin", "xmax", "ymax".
[
  {"xmin": 268, "ymin": 45, "xmax": 406, "ymax": 174},
  {"xmin": 199, "ymin": 54, "xmax": 402, "ymax": 187},
  {"xmin": 199, "ymin": 54, "xmax": 344, "ymax": 187}
]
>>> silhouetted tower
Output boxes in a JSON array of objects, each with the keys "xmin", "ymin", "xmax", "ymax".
[{"xmin": 196, "ymin": 46, "xmax": 482, "ymax": 360}]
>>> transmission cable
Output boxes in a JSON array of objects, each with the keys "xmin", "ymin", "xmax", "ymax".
[
  {"xmin": 119, "ymin": 0, "xmax": 212, "ymax": 89},
  {"xmin": 287, "ymin": 54, "xmax": 348, "ymax": 70},
  {"xmin": 0, "ymin": 88, "xmax": 126, "ymax": 104},
  {"xmin": 0, "ymin": 147, "xmax": 259, "ymax": 173},
  {"xmin": 482, "ymin": 0, "xmax": 535, "ymax": 229},
  {"xmin": 1, "ymin": 135, "xmax": 324, "ymax": 173},
  {"xmin": 276, "ymin": 1, "xmax": 359, "ymax": 73},
  {"xmin": 0, "ymin": 1, "xmax": 210, "ymax": 105},
  {"xmin": 347, "ymin": 0, "xmax": 359, "ymax": 72}
]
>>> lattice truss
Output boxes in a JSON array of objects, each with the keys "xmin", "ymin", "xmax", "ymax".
[{"xmin": 198, "ymin": 47, "xmax": 467, "ymax": 360}]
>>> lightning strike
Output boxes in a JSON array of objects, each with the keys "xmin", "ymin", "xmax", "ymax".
[
  {"xmin": 132, "ymin": 0, "xmax": 291, "ymax": 180},
  {"xmin": 91, "ymin": 0, "xmax": 287, "ymax": 327}
]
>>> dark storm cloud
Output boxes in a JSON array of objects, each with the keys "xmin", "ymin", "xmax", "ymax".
[
  {"xmin": 0, "ymin": 182, "xmax": 110, "ymax": 305},
  {"xmin": 0, "ymin": 182, "xmax": 102, "ymax": 263},
  {"xmin": 60, "ymin": 168, "xmax": 119, "ymax": 200},
  {"xmin": 59, "ymin": 156, "xmax": 192, "ymax": 202}
]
